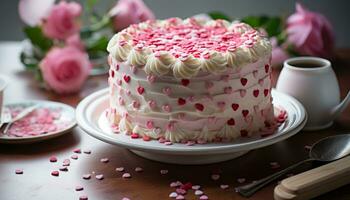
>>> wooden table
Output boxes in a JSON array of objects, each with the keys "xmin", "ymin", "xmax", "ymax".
[{"xmin": 0, "ymin": 42, "xmax": 350, "ymax": 200}]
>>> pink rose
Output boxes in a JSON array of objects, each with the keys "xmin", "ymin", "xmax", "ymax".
[
  {"xmin": 270, "ymin": 37, "xmax": 289, "ymax": 67},
  {"xmin": 66, "ymin": 34, "xmax": 85, "ymax": 51},
  {"xmin": 43, "ymin": 1, "xmax": 82, "ymax": 40},
  {"xmin": 40, "ymin": 46, "xmax": 90, "ymax": 94},
  {"xmin": 109, "ymin": 0, "xmax": 155, "ymax": 32},
  {"xmin": 18, "ymin": 0, "xmax": 55, "ymax": 26},
  {"xmin": 286, "ymin": 3, "xmax": 335, "ymax": 58}
]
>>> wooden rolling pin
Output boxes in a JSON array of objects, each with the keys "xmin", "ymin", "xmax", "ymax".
[{"xmin": 274, "ymin": 156, "xmax": 350, "ymax": 200}]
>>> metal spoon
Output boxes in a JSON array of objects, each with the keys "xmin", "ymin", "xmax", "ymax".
[{"xmin": 235, "ymin": 134, "xmax": 350, "ymax": 197}]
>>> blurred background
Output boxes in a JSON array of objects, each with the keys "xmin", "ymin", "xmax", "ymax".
[{"xmin": 0, "ymin": 0, "xmax": 348, "ymax": 47}]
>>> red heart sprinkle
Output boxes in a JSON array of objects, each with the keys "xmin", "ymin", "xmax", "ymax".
[
  {"xmin": 240, "ymin": 130, "xmax": 248, "ymax": 137},
  {"xmin": 265, "ymin": 64, "xmax": 270, "ymax": 73},
  {"xmin": 49, "ymin": 156, "xmax": 57, "ymax": 162},
  {"xmin": 51, "ymin": 171, "xmax": 59, "ymax": 176},
  {"xmin": 181, "ymin": 79, "xmax": 190, "ymax": 86},
  {"xmin": 231, "ymin": 103, "xmax": 239, "ymax": 111},
  {"xmin": 227, "ymin": 118, "xmax": 235, "ymax": 126},
  {"xmin": 253, "ymin": 90, "xmax": 259, "ymax": 97},
  {"xmin": 142, "ymin": 135, "xmax": 151, "ymax": 141},
  {"xmin": 264, "ymin": 89, "xmax": 269, "ymax": 96},
  {"xmin": 240, "ymin": 78, "xmax": 248, "ymax": 86},
  {"xmin": 242, "ymin": 110, "xmax": 249, "ymax": 117},
  {"xmin": 137, "ymin": 86, "xmax": 145, "ymax": 95},
  {"xmin": 123, "ymin": 75, "xmax": 131, "ymax": 83},
  {"xmin": 178, "ymin": 98, "xmax": 186, "ymax": 105},
  {"xmin": 110, "ymin": 70, "xmax": 115, "ymax": 78},
  {"xmin": 131, "ymin": 133, "xmax": 139, "ymax": 139},
  {"xmin": 194, "ymin": 103, "xmax": 204, "ymax": 111}
]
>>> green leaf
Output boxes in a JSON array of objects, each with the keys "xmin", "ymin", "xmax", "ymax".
[
  {"xmin": 242, "ymin": 15, "xmax": 283, "ymax": 37},
  {"xmin": 208, "ymin": 11, "xmax": 231, "ymax": 21},
  {"xmin": 86, "ymin": 0, "xmax": 99, "ymax": 12},
  {"xmin": 23, "ymin": 26, "xmax": 53, "ymax": 51},
  {"xmin": 85, "ymin": 35, "xmax": 109, "ymax": 52}
]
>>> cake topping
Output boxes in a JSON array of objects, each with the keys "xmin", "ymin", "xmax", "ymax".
[{"xmin": 107, "ymin": 18, "xmax": 271, "ymax": 78}]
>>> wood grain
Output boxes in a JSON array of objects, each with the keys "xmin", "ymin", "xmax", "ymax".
[{"xmin": 0, "ymin": 42, "xmax": 350, "ymax": 200}]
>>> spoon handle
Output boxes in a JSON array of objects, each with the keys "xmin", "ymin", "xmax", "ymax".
[{"xmin": 235, "ymin": 158, "xmax": 314, "ymax": 197}]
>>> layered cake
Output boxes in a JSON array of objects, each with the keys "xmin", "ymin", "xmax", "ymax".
[{"xmin": 106, "ymin": 17, "xmax": 276, "ymax": 143}]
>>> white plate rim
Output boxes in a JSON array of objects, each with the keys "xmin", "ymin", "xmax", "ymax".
[
  {"xmin": 0, "ymin": 100, "xmax": 76, "ymax": 144},
  {"xmin": 76, "ymin": 88, "xmax": 307, "ymax": 155}
]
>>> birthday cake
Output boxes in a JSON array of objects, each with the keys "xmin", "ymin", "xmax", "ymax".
[{"xmin": 106, "ymin": 17, "xmax": 276, "ymax": 143}]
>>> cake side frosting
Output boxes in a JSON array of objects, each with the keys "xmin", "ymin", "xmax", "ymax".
[{"xmin": 106, "ymin": 17, "xmax": 276, "ymax": 143}]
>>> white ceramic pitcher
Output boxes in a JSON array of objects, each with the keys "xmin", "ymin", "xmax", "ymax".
[{"xmin": 276, "ymin": 57, "xmax": 350, "ymax": 130}]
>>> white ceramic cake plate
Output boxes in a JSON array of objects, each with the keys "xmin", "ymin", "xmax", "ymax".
[
  {"xmin": 0, "ymin": 100, "xmax": 76, "ymax": 144},
  {"xmin": 76, "ymin": 88, "xmax": 307, "ymax": 164}
]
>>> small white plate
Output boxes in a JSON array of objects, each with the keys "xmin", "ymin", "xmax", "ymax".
[
  {"xmin": 0, "ymin": 100, "xmax": 76, "ymax": 144},
  {"xmin": 76, "ymin": 89, "xmax": 307, "ymax": 164}
]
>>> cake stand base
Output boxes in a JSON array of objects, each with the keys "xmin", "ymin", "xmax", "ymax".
[{"xmin": 129, "ymin": 149, "xmax": 250, "ymax": 165}]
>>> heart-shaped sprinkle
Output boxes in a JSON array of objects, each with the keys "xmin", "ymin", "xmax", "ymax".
[
  {"xmin": 264, "ymin": 89, "xmax": 269, "ymax": 96},
  {"xmin": 176, "ymin": 188, "xmax": 186, "ymax": 195},
  {"xmin": 142, "ymin": 135, "xmax": 151, "ymax": 141},
  {"xmin": 220, "ymin": 184, "xmax": 229, "ymax": 189},
  {"xmin": 258, "ymin": 79, "xmax": 264, "ymax": 86},
  {"xmin": 131, "ymin": 66, "xmax": 137, "ymax": 74},
  {"xmin": 119, "ymin": 97, "xmax": 125, "ymax": 105},
  {"xmin": 132, "ymin": 101, "xmax": 140, "ymax": 109},
  {"xmin": 110, "ymin": 70, "xmax": 115, "ymax": 78},
  {"xmin": 116, "ymin": 79, "xmax": 122, "ymax": 85},
  {"xmin": 137, "ymin": 86, "xmax": 145, "ymax": 95},
  {"xmin": 192, "ymin": 185, "xmax": 201, "ymax": 190},
  {"xmin": 195, "ymin": 190, "xmax": 204, "ymax": 196},
  {"xmin": 79, "ymin": 195, "xmax": 88, "ymax": 200},
  {"xmin": 240, "ymin": 130, "xmax": 248, "ymax": 137},
  {"xmin": 162, "ymin": 87, "xmax": 172, "ymax": 96},
  {"xmin": 227, "ymin": 118, "xmax": 235, "ymax": 126},
  {"xmin": 221, "ymin": 75, "xmax": 230, "ymax": 82},
  {"xmin": 135, "ymin": 167, "xmax": 143, "ymax": 172},
  {"xmin": 75, "ymin": 186, "xmax": 84, "ymax": 191},
  {"xmin": 49, "ymin": 156, "xmax": 57, "ymax": 162},
  {"xmin": 224, "ymin": 86, "xmax": 233, "ymax": 94},
  {"xmin": 242, "ymin": 110, "xmax": 249, "ymax": 117},
  {"xmin": 95, "ymin": 174, "xmax": 104, "ymax": 180},
  {"xmin": 199, "ymin": 195, "xmax": 209, "ymax": 200},
  {"xmin": 123, "ymin": 75, "xmax": 131, "ymax": 83},
  {"xmin": 115, "ymin": 64, "xmax": 119, "ymax": 71},
  {"xmin": 231, "ymin": 103, "xmax": 239, "ymax": 111},
  {"xmin": 126, "ymin": 90, "xmax": 131, "ymax": 96},
  {"xmin": 178, "ymin": 98, "xmax": 186, "ymax": 105},
  {"xmin": 240, "ymin": 78, "xmax": 248, "ymax": 86},
  {"xmin": 116, "ymin": 167, "xmax": 124, "ymax": 172},
  {"xmin": 71, "ymin": 155, "xmax": 78, "ymax": 160},
  {"xmin": 73, "ymin": 148, "xmax": 81, "ymax": 153},
  {"xmin": 122, "ymin": 173, "xmax": 131, "ymax": 178},
  {"xmin": 82, "ymin": 174, "xmax": 91, "ymax": 179},
  {"xmin": 169, "ymin": 192, "xmax": 178, "ymax": 198},
  {"xmin": 162, "ymin": 104, "xmax": 171, "ymax": 112},
  {"xmin": 265, "ymin": 64, "xmax": 270, "ymax": 73},
  {"xmin": 176, "ymin": 195, "xmax": 185, "ymax": 200},
  {"xmin": 160, "ymin": 169, "xmax": 168, "ymax": 175},
  {"xmin": 100, "ymin": 158, "xmax": 109, "ymax": 163},
  {"xmin": 181, "ymin": 79, "xmax": 190, "ymax": 86},
  {"xmin": 195, "ymin": 103, "xmax": 204, "ymax": 111},
  {"xmin": 148, "ymin": 100, "xmax": 156, "ymax": 109},
  {"xmin": 146, "ymin": 121, "xmax": 154, "ymax": 129},
  {"xmin": 147, "ymin": 75, "xmax": 156, "ymax": 83},
  {"xmin": 217, "ymin": 101, "xmax": 226, "ymax": 109},
  {"xmin": 59, "ymin": 166, "xmax": 68, "ymax": 171},
  {"xmin": 15, "ymin": 169, "xmax": 23, "ymax": 174},
  {"xmin": 240, "ymin": 89, "xmax": 246, "ymax": 98},
  {"xmin": 237, "ymin": 178, "xmax": 246, "ymax": 183},
  {"xmin": 253, "ymin": 90, "xmax": 259, "ymax": 97},
  {"xmin": 211, "ymin": 174, "xmax": 220, "ymax": 181},
  {"xmin": 131, "ymin": 133, "xmax": 139, "ymax": 139},
  {"xmin": 51, "ymin": 171, "xmax": 59, "ymax": 176}
]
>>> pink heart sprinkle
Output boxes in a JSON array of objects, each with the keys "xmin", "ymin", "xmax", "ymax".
[
  {"xmin": 59, "ymin": 166, "xmax": 68, "ymax": 171},
  {"xmin": 79, "ymin": 195, "xmax": 88, "ymax": 200},
  {"xmin": 205, "ymin": 81, "xmax": 214, "ymax": 90},
  {"xmin": 217, "ymin": 101, "xmax": 226, "ymax": 109},
  {"xmin": 176, "ymin": 188, "xmax": 186, "ymax": 195},
  {"xmin": 95, "ymin": 174, "xmax": 104, "ymax": 180},
  {"xmin": 71, "ymin": 155, "xmax": 78, "ymax": 160},
  {"xmin": 176, "ymin": 195, "xmax": 185, "ymax": 200},
  {"xmin": 122, "ymin": 198, "xmax": 130, "ymax": 200},
  {"xmin": 100, "ymin": 158, "xmax": 109, "ymax": 163},
  {"xmin": 195, "ymin": 190, "xmax": 204, "ymax": 196},
  {"xmin": 146, "ymin": 121, "xmax": 154, "ymax": 129},
  {"xmin": 169, "ymin": 192, "xmax": 178, "ymax": 198},
  {"xmin": 192, "ymin": 185, "xmax": 201, "ymax": 190},
  {"xmin": 135, "ymin": 167, "xmax": 143, "ymax": 172},
  {"xmin": 240, "ymin": 89, "xmax": 246, "ymax": 97},
  {"xmin": 162, "ymin": 87, "xmax": 172, "ymax": 96},
  {"xmin": 258, "ymin": 79, "xmax": 264, "ymax": 86},
  {"xmin": 211, "ymin": 174, "xmax": 220, "ymax": 181},
  {"xmin": 224, "ymin": 86, "xmax": 233, "ymax": 94},
  {"xmin": 82, "ymin": 174, "xmax": 91, "ymax": 180},
  {"xmin": 73, "ymin": 148, "xmax": 81, "ymax": 154},
  {"xmin": 49, "ymin": 156, "xmax": 57, "ymax": 162},
  {"xmin": 199, "ymin": 195, "xmax": 209, "ymax": 200},
  {"xmin": 148, "ymin": 100, "xmax": 157, "ymax": 109},
  {"xmin": 51, "ymin": 171, "xmax": 59, "ymax": 177},
  {"xmin": 220, "ymin": 184, "xmax": 229, "ymax": 189},
  {"xmin": 170, "ymin": 182, "xmax": 180, "ymax": 188},
  {"xmin": 116, "ymin": 167, "xmax": 124, "ymax": 172},
  {"xmin": 147, "ymin": 75, "xmax": 156, "ymax": 84},
  {"xmin": 15, "ymin": 169, "xmax": 23, "ymax": 174},
  {"xmin": 162, "ymin": 105, "xmax": 171, "ymax": 112},
  {"xmin": 122, "ymin": 173, "xmax": 131, "ymax": 178},
  {"xmin": 75, "ymin": 186, "xmax": 84, "ymax": 191}
]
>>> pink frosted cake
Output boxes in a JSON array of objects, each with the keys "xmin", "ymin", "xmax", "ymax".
[{"xmin": 106, "ymin": 17, "xmax": 276, "ymax": 143}]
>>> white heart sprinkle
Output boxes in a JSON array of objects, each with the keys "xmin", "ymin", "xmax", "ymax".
[
  {"xmin": 169, "ymin": 192, "xmax": 178, "ymax": 198},
  {"xmin": 195, "ymin": 190, "xmax": 204, "ymax": 196}
]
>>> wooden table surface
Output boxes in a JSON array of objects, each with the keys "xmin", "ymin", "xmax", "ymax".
[{"xmin": 1, "ymin": 42, "xmax": 350, "ymax": 200}]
